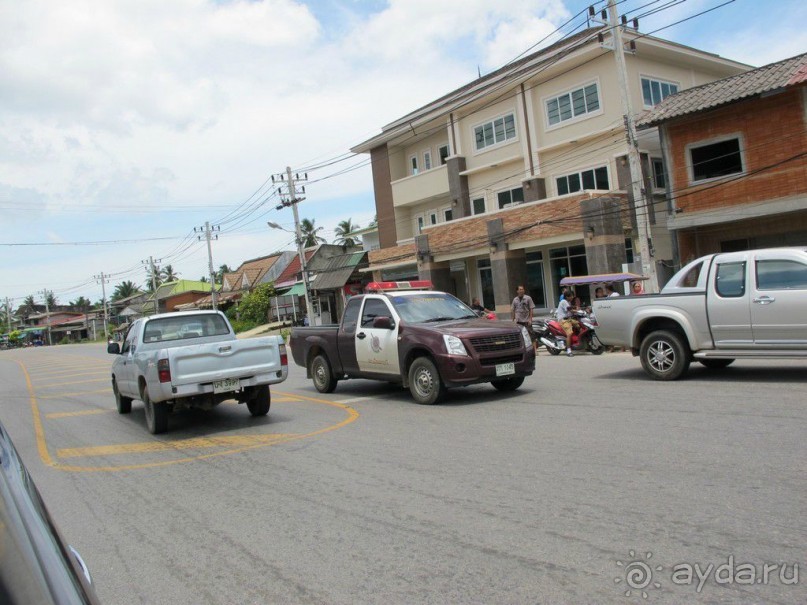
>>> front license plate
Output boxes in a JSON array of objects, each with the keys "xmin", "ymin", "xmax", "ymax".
[
  {"xmin": 495, "ymin": 362, "xmax": 515, "ymax": 377},
  {"xmin": 213, "ymin": 378, "xmax": 240, "ymax": 393}
]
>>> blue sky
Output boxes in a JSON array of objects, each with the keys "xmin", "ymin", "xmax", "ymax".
[{"xmin": 2, "ymin": 0, "xmax": 805, "ymax": 307}]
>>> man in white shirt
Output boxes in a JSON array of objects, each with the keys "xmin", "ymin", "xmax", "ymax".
[{"xmin": 555, "ymin": 292, "xmax": 579, "ymax": 356}]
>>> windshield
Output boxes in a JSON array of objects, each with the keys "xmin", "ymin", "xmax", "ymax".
[{"xmin": 389, "ymin": 292, "xmax": 477, "ymax": 324}]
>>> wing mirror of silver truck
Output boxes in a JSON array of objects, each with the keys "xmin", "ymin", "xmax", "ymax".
[
  {"xmin": 107, "ymin": 342, "xmax": 121, "ymax": 354},
  {"xmin": 372, "ymin": 316, "xmax": 395, "ymax": 330}
]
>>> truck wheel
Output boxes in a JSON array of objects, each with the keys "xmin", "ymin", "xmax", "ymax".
[
  {"xmin": 408, "ymin": 357, "xmax": 446, "ymax": 405},
  {"xmin": 491, "ymin": 376, "xmax": 525, "ymax": 392},
  {"xmin": 640, "ymin": 330, "xmax": 690, "ymax": 381},
  {"xmin": 112, "ymin": 378, "xmax": 132, "ymax": 414},
  {"xmin": 142, "ymin": 387, "xmax": 169, "ymax": 434},
  {"xmin": 699, "ymin": 359, "xmax": 735, "ymax": 369},
  {"xmin": 247, "ymin": 385, "xmax": 271, "ymax": 416},
  {"xmin": 311, "ymin": 354, "xmax": 338, "ymax": 393}
]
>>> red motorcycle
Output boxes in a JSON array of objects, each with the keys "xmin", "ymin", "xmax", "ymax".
[{"xmin": 538, "ymin": 310, "xmax": 604, "ymax": 355}]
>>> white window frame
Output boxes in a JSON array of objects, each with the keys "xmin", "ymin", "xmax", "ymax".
[
  {"xmin": 438, "ymin": 144, "xmax": 450, "ymax": 165},
  {"xmin": 651, "ymin": 157, "xmax": 666, "ymax": 190},
  {"xmin": 555, "ymin": 165, "xmax": 610, "ymax": 196},
  {"xmin": 409, "ymin": 154, "xmax": 419, "ymax": 176},
  {"xmin": 496, "ymin": 186, "xmax": 525, "ymax": 210},
  {"xmin": 472, "ymin": 196, "xmax": 486, "ymax": 216},
  {"xmin": 429, "ymin": 211, "xmax": 438, "ymax": 226},
  {"xmin": 685, "ymin": 134, "xmax": 745, "ymax": 185},
  {"xmin": 442, "ymin": 206, "xmax": 453, "ymax": 222},
  {"xmin": 423, "ymin": 149, "xmax": 432, "ymax": 171},
  {"xmin": 472, "ymin": 111, "xmax": 518, "ymax": 153},
  {"xmin": 543, "ymin": 79, "xmax": 602, "ymax": 130},
  {"xmin": 414, "ymin": 213, "xmax": 424, "ymax": 235},
  {"xmin": 640, "ymin": 75, "xmax": 680, "ymax": 108}
]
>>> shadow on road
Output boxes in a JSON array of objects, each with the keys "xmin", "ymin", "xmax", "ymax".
[{"xmin": 595, "ymin": 364, "xmax": 807, "ymax": 384}]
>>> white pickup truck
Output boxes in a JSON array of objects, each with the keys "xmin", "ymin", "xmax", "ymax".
[
  {"xmin": 107, "ymin": 310, "xmax": 287, "ymax": 433},
  {"xmin": 594, "ymin": 247, "xmax": 807, "ymax": 380}
]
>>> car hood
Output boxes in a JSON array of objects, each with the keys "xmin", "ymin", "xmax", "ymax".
[{"xmin": 406, "ymin": 318, "xmax": 522, "ymax": 337}]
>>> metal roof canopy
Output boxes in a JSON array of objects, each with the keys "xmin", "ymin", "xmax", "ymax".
[{"xmin": 560, "ymin": 272, "xmax": 648, "ymax": 286}]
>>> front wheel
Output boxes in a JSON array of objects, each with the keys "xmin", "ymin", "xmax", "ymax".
[
  {"xmin": 113, "ymin": 378, "xmax": 132, "ymax": 414},
  {"xmin": 311, "ymin": 354, "xmax": 338, "ymax": 393},
  {"xmin": 639, "ymin": 330, "xmax": 691, "ymax": 381},
  {"xmin": 699, "ymin": 359, "xmax": 735, "ymax": 369},
  {"xmin": 491, "ymin": 376, "xmax": 525, "ymax": 392},
  {"xmin": 408, "ymin": 357, "xmax": 446, "ymax": 405},
  {"xmin": 247, "ymin": 385, "xmax": 271, "ymax": 416},
  {"xmin": 142, "ymin": 386, "xmax": 169, "ymax": 434}
]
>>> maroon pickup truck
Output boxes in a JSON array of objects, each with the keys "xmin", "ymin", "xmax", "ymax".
[{"xmin": 289, "ymin": 284, "xmax": 536, "ymax": 404}]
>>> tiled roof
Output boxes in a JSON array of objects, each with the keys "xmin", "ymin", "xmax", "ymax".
[
  {"xmin": 274, "ymin": 250, "xmax": 316, "ymax": 287},
  {"xmin": 221, "ymin": 254, "xmax": 282, "ymax": 292},
  {"xmin": 637, "ymin": 52, "xmax": 807, "ymax": 128}
]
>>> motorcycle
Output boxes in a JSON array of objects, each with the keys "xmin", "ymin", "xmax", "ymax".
[{"xmin": 535, "ymin": 309, "xmax": 604, "ymax": 355}]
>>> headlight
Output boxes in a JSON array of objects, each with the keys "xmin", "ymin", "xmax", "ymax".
[
  {"xmin": 443, "ymin": 334, "xmax": 468, "ymax": 356},
  {"xmin": 520, "ymin": 326, "xmax": 532, "ymax": 348}
]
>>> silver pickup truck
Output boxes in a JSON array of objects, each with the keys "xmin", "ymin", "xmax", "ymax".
[
  {"xmin": 593, "ymin": 247, "xmax": 807, "ymax": 380},
  {"xmin": 107, "ymin": 310, "xmax": 287, "ymax": 433}
]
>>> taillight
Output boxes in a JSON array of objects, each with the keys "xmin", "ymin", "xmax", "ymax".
[
  {"xmin": 157, "ymin": 358, "xmax": 171, "ymax": 383},
  {"xmin": 279, "ymin": 344, "xmax": 288, "ymax": 367}
]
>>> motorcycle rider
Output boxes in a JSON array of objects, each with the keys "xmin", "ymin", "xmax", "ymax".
[{"xmin": 555, "ymin": 291, "xmax": 579, "ymax": 357}]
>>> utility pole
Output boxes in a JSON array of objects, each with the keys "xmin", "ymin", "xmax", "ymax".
[
  {"xmin": 596, "ymin": 1, "xmax": 660, "ymax": 292},
  {"xmin": 4, "ymin": 297, "xmax": 11, "ymax": 334},
  {"xmin": 39, "ymin": 289, "xmax": 52, "ymax": 346},
  {"xmin": 195, "ymin": 222, "xmax": 220, "ymax": 310},
  {"xmin": 142, "ymin": 256, "xmax": 161, "ymax": 314},
  {"xmin": 94, "ymin": 271, "xmax": 109, "ymax": 339},
  {"xmin": 273, "ymin": 167, "xmax": 313, "ymax": 325}
]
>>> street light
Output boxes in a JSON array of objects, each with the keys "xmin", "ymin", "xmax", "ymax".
[{"xmin": 268, "ymin": 220, "xmax": 314, "ymax": 326}]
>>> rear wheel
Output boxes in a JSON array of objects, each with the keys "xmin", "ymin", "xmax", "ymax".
[
  {"xmin": 639, "ymin": 330, "xmax": 690, "ymax": 381},
  {"xmin": 311, "ymin": 354, "xmax": 338, "ymax": 393},
  {"xmin": 588, "ymin": 334, "xmax": 605, "ymax": 355},
  {"xmin": 546, "ymin": 345, "xmax": 561, "ymax": 356},
  {"xmin": 699, "ymin": 359, "xmax": 735, "ymax": 369},
  {"xmin": 112, "ymin": 378, "xmax": 132, "ymax": 414},
  {"xmin": 408, "ymin": 357, "xmax": 446, "ymax": 405},
  {"xmin": 247, "ymin": 385, "xmax": 271, "ymax": 416},
  {"xmin": 142, "ymin": 386, "xmax": 169, "ymax": 434},
  {"xmin": 491, "ymin": 376, "xmax": 525, "ymax": 392}
]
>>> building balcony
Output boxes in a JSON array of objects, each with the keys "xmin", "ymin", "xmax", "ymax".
[{"xmin": 391, "ymin": 164, "xmax": 450, "ymax": 208}]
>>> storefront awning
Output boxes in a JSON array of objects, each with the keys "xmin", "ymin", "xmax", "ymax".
[
  {"xmin": 560, "ymin": 272, "xmax": 648, "ymax": 286},
  {"xmin": 279, "ymin": 283, "xmax": 306, "ymax": 297}
]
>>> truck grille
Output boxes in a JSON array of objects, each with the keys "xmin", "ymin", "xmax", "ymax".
[
  {"xmin": 480, "ymin": 354, "xmax": 523, "ymax": 366},
  {"xmin": 469, "ymin": 333, "xmax": 522, "ymax": 353}
]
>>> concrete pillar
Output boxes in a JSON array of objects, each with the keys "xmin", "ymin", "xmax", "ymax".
[
  {"xmin": 447, "ymin": 156, "xmax": 470, "ymax": 218},
  {"xmin": 371, "ymin": 144, "xmax": 397, "ymax": 248},
  {"xmin": 486, "ymin": 218, "xmax": 527, "ymax": 317},
  {"xmin": 522, "ymin": 177, "xmax": 547, "ymax": 203},
  {"xmin": 414, "ymin": 234, "xmax": 452, "ymax": 292},
  {"xmin": 580, "ymin": 196, "xmax": 627, "ymax": 274}
]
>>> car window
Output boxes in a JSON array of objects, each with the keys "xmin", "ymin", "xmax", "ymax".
[
  {"xmin": 122, "ymin": 321, "xmax": 139, "ymax": 353},
  {"xmin": 715, "ymin": 261, "xmax": 746, "ymax": 298},
  {"xmin": 342, "ymin": 297, "xmax": 362, "ymax": 333},
  {"xmin": 679, "ymin": 260, "xmax": 704, "ymax": 288},
  {"xmin": 361, "ymin": 299, "xmax": 392, "ymax": 328},
  {"xmin": 756, "ymin": 259, "xmax": 807, "ymax": 290},
  {"xmin": 390, "ymin": 292, "xmax": 475, "ymax": 323},
  {"xmin": 144, "ymin": 314, "xmax": 230, "ymax": 342}
]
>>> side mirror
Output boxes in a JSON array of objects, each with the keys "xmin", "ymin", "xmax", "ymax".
[
  {"xmin": 107, "ymin": 342, "xmax": 120, "ymax": 354},
  {"xmin": 373, "ymin": 316, "xmax": 395, "ymax": 330}
]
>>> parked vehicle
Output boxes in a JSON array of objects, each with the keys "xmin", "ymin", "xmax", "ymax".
[
  {"xmin": 593, "ymin": 248, "xmax": 807, "ymax": 380},
  {"xmin": 289, "ymin": 281, "xmax": 536, "ymax": 404},
  {"xmin": 107, "ymin": 310, "xmax": 288, "ymax": 434},
  {"xmin": 538, "ymin": 310, "xmax": 604, "ymax": 355},
  {"xmin": 0, "ymin": 420, "xmax": 100, "ymax": 604}
]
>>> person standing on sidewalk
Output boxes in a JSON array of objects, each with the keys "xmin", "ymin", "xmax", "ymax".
[{"xmin": 511, "ymin": 285, "xmax": 536, "ymax": 350}]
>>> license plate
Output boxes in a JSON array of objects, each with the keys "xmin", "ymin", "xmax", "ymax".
[
  {"xmin": 213, "ymin": 378, "xmax": 240, "ymax": 393},
  {"xmin": 495, "ymin": 362, "xmax": 515, "ymax": 377}
]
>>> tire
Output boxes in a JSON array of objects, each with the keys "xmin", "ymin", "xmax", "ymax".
[
  {"xmin": 408, "ymin": 357, "xmax": 446, "ymax": 405},
  {"xmin": 588, "ymin": 334, "xmax": 605, "ymax": 355},
  {"xmin": 310, "ymin": 354, "xmax": 338, "ymax": 393},
  {"xmin": 112, "ymin": 378, "xmax": 132, "ymax": 414},
  {"xmin": 247, "ymin": 385, "xmax": 271, "ymax": 416},
  {"xmin": 699, "ymin": 359, "xmax": 735, "ymax": 369},
  {"xmin": 491, "ymin": 376, "xmax": 525, "ymax": 392},
  {"xmin": 639, "ymin": 330, "xmax": 691, "ymax": 381},
  {"xmin": 546, "ymin": 345, "xmax": 561, "ymax": 356},
  {"xmin": 142, "ymin": 386, "xmax": 169, "ymax": 434}
]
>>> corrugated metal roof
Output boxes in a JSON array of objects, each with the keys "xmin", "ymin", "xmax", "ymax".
[
  {"xmin": 637, "ymin": 53, "xmax": 807, "ymax": 128},
  {"xmin": 311, "ymin": 251, "xmax": 367, "ymax": 290}
]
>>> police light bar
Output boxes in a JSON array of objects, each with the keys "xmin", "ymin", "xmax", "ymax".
[{"xmin": 365, "ymin": 280, "xmax": 434, "ymax": 293}]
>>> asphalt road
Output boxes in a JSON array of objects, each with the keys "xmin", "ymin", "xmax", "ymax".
[{"xmin": 0, "ymin": 344, "xmax": 804, "ymax": 604}]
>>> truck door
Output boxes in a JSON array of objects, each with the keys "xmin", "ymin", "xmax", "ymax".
[
  {"xmin": 709, "ymin": 256, "xmax": 753, "ymax": 347},
  {"xmin": 118, "ymin": 320, "xmax": 140, "ymax": 396},
  {"xmin": 355, "ymin": 297, "xmax": 400, "ymax": 376},
  {"xmin": 750, "ymin": 251, "xmax": 807, "ymax": 347},
  {"xmin": 337, "ymin": 297, "xmax": 362, "ymax": 376}
]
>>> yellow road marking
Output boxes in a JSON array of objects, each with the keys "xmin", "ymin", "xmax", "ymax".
[
  {"xmin": 57, "ymin": 433, "xmax": 299, "ymax": 458},
  {"xmin": 46, "ymin": 409, "xmax": 110, "ymax": 419},
  {"xmin": 14, "ymin": 361, "xmax": 360, "ymax": 473},
  {"xmin": 39, "ymin": 388, "xmax": 110, "ymax": 400}
]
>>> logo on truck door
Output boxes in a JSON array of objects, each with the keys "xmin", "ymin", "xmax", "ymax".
[{"xmin": 371, "ymin": 334, "xmax": 382, "ymax": 353}]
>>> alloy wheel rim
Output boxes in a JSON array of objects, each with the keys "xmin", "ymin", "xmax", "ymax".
[{"xmin": 648, "ymin": 341, "xmax": 674, "ymax": 372}]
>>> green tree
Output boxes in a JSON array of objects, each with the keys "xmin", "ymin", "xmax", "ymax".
[
  {"xmin": 112, "ymin": 280, "xmax": 139, "ymax": 301},
  {"xmin": 23, "ymin": 294, "xmax": 36, "ymax": 309},
  {"xmin": 300, "ymin": 218, "xmax": 326, "ymax": 247},
  {"xmin": 145, "ymin": 268, "xmax": 163, "ymax": 292},
  {"xmin": 161, "ymin": 264, "xmax": 180, "ymax": 282},
  {"xmin": 69, "ymin": 296, "xmax": 92, "ymax": 312},
  {"xmin": 334, "ymin": 219, "xmax": 360, "ymax": 247},
  {"xmin": 236, "ymin": 283, "xmax": 276, "ymax": 324},
  {"xmin": 216, "ymin": 264, "xmax": 232, "ymax": 283},
  {"xmin": 45, "ymin": 291, "xmax": 57, "ymax": 308},
  {"xmin": 199, "ymin": 275, "xmax": 208, "ymax": 283}
]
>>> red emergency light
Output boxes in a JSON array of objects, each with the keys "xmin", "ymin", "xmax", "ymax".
[{"xmin": 365, "ymin": 280, "xmax": 434, "ymax": 293}]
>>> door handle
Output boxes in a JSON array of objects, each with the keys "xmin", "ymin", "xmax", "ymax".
[
  {"xmin": 753, "ymin": 296, "xmax": 775, "ymax": 304},
  {"xmin": 357, "ymin": 332, "xmax": 366, "ymax": 340}
]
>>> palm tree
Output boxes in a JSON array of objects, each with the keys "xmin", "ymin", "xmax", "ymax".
[
  {"xmin": 45, "ymin": 291, "xmax": 57, "ymax": 308},
  {"xmin": 70, "ymin": 296, "xmax": 92, "ymax": 312},
  {"xmin": 161, "ymin": 264, "xmax": 180, "ymax": 282},
  {"xmin": 215, "ymin": 264, "xmax": 232, "ymax": 284},
  {"xmin": 112, "ymin": 280, "xmax": 139, "ymax": 301},
  {"xmin": 300, "ymin": 218, "xmax": 326, "ymax": 247},
  {"xmin": 145, "ymin": 268, "xmax": 163, "ymax": 292},
  {"xmin": 23, "ymin": 294, "xmax": 36, "ymax": 309},
  {"xmin": 334, "ymin": 219, "xmax": 360, "ymax": 247}
]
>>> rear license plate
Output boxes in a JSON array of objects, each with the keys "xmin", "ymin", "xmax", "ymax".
[
  {"xmin": 213, "ymin": 378, "xmax": 240, "ymax": 393},
  {"xmin": 495, "ymin": 362, "xmax": 515, "ymax": 377}
]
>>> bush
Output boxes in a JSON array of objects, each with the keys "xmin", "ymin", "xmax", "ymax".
[
  {"xmin": 229, "ymin": 319, "xmax": 258, "ymax": 334},
  {"xmin": 237, "ymin": 283, "xmax": 276, "ymax": 325}
]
